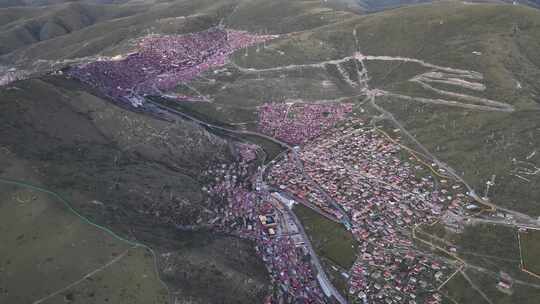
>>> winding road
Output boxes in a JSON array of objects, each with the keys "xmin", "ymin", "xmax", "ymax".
[{"xmin": 147, "ymin": 97, "xmax": 350, "ymax": 303}]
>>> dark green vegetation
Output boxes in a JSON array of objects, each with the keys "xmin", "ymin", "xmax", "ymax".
[
  {"xmin": 149, "ymin": 97, "xmax": 285, "ymax": 161},
  {"xmin": 294, "ymin": 204, "xmax": 358, "ymax": 269},
  {"xmin": 153, "ymin": 97, "xmax": 257, "ymax": 129},
  {"xmin": 159, "ymin": 235, "xmax": 269, "ymax": 304},
  {"xmin": 293, "ymin": 204, "xmax": 358, "ymax": 298},
  {"xmin": 520, "ymin": 229, "xmax": 540, "ymax": 276}
]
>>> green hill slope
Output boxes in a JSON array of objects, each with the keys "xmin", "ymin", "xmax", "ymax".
[{"xmin": 0, "ymin": 76, "xmax": 269, "ymax": 304}]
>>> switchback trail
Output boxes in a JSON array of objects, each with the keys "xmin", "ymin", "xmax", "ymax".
[{"xmin": 232, "ymin": 51, "xmax": 515, "ymax": 113}]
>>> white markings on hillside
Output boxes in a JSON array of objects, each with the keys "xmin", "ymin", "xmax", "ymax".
[
  {"xmin": 354, "ymin": 53, "xmax": 482, "ymax": 75},
  {"xmin": 231, "ymin": 55, "xmax": 359, "ymax": 73},
  {"xmin": 233, "ymin": 51, "xmax": 515, "ymax": 113},
  {"xmin": 356, "ymin": 53, "xmax": 514, "ymax": 113},
  {"xmin": 511, "ymin": 159, "xmax": 540, "ymax": 183},
  {"xmin": 414, "ymin": 71, "xmax": 486, "ymax": 91},
  {"xmin": 354, "ymin": 52, "xmax": 513, "ymax": 114},
  {"xmin": 335, "ymin": 61, "xmax": 360, "ymax": 88},
  {"xmin": 380, "ymin": 91, "xmax": 514, "ymax": 112}
]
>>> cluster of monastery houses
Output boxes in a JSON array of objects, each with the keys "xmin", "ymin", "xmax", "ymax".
[
  {"xmin": 258, "ymin": 102, "xmax": 354, "ymax": 145},
  {"xmin": 68, "ymin": 28, "xmax": 273, "ymax": 107},
  {"xmin": 200, "ymin": 153, "xmax": 328, "ymax": 303},
  {"xmin": 267, "ymin": 117, "xmax": 473, "ymax": 303}
]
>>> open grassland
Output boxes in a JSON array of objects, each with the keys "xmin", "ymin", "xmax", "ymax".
[
  {"xmin": 38, "ymin": 247, "xmax": 168, "ymax": 304},
  {"xmin": 520, "ymin": 229, "xmax": 540, "ymax": 276},
  {"xmin": 377, "ymin": 96, "xmax": 540, "ymax": 216},
  {"xmin": 293, "ymin": 204, "xmax": 358, "ymax": 270},
  {"xmin": 0, "ymin": 182, "xmax": 167, "ymax": 304},
  {"xmin": 186, "ymin": 65, "xmax": 353, "ymax": 109},
  {"xmin": 158, "ymin": 235, "xmax": 269, "ymax": 304},
  {"xmin": 456, "ymin": 268, "xmax": 540, "ymax": 304},
  {"xmin": 225, "ymin": 0, "xmax": 356, "ymax": 34},
  {"xmin": 454, "ymin": 224, "xmax": 534, "ymax": 284},
  {"xmin": 293, "ymin": 204, "xmax": 357, "ymax": 299},
  {"xmin": 441, "ymin": 271, "xmax": 488, "ymax": 304},
  {"xmin": 328, "ymin": 1, "xmax": 540, "ymax": 105},
  {"xmin": 457, "ymin": 224, "xmax": 520, "ymax": 264},
  {"xmin": 421, "ymin": 222, "xmax": 540, "ymax": 286}
]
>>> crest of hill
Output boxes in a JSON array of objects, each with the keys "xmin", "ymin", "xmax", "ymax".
[
  {"xmin": 354, "ymin": 0, "xmax": 540, "ymax": 11},
  {"xmin": 0, "ymin": 0, "xmax": 132, "ymax": 8},
  {"xmin": 0, "ymin": 0, "xmax": 242, "ymax": 70},
  {"xmin": 0, "ymin": 2, "xmax": 145, "ymax": 55}
]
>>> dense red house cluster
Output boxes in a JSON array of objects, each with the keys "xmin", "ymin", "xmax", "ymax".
[
  {"xmin": 258, "ymin": 102, "xmax": 353, "ymax": 145},
  {"xmin": 68, "ymin": 28, "xmax": 273, "ymax": 107}
]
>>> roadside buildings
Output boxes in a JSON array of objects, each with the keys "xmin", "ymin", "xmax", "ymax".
[{"xmin": 200, "ymin": 144, "xmax": 327, "ymax": 303}]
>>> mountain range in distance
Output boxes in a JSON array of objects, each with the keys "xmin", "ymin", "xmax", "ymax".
[
  {"xmin": 330, "ymin": 0, "xmax": 540, "ymax": 11},
  {"xmin": 2, "ymin": 0, "xmax": 540, "ymax": 9}
]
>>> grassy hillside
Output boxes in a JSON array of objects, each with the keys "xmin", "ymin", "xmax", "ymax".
[
  {"xmin": 0, "ymin": 182, "xmax": 168, "ymax": 304},
  {"xmin": 347, "ymin": 2, "xmax": 540, "ymax": 214},
  {"xmin": 0, "ymin": 2, "xmax": 145, "ymax": 55},
  {"xmin": 520, "ymin": 229, "xmax": 540, "ymax": 275},
  {"xmin": 0, "ymin": 76, "xmax": 269, "ymax": 303},
  {"xmin": 0, "ymin": 0, "xmax": 239, "ymax": 71}
]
